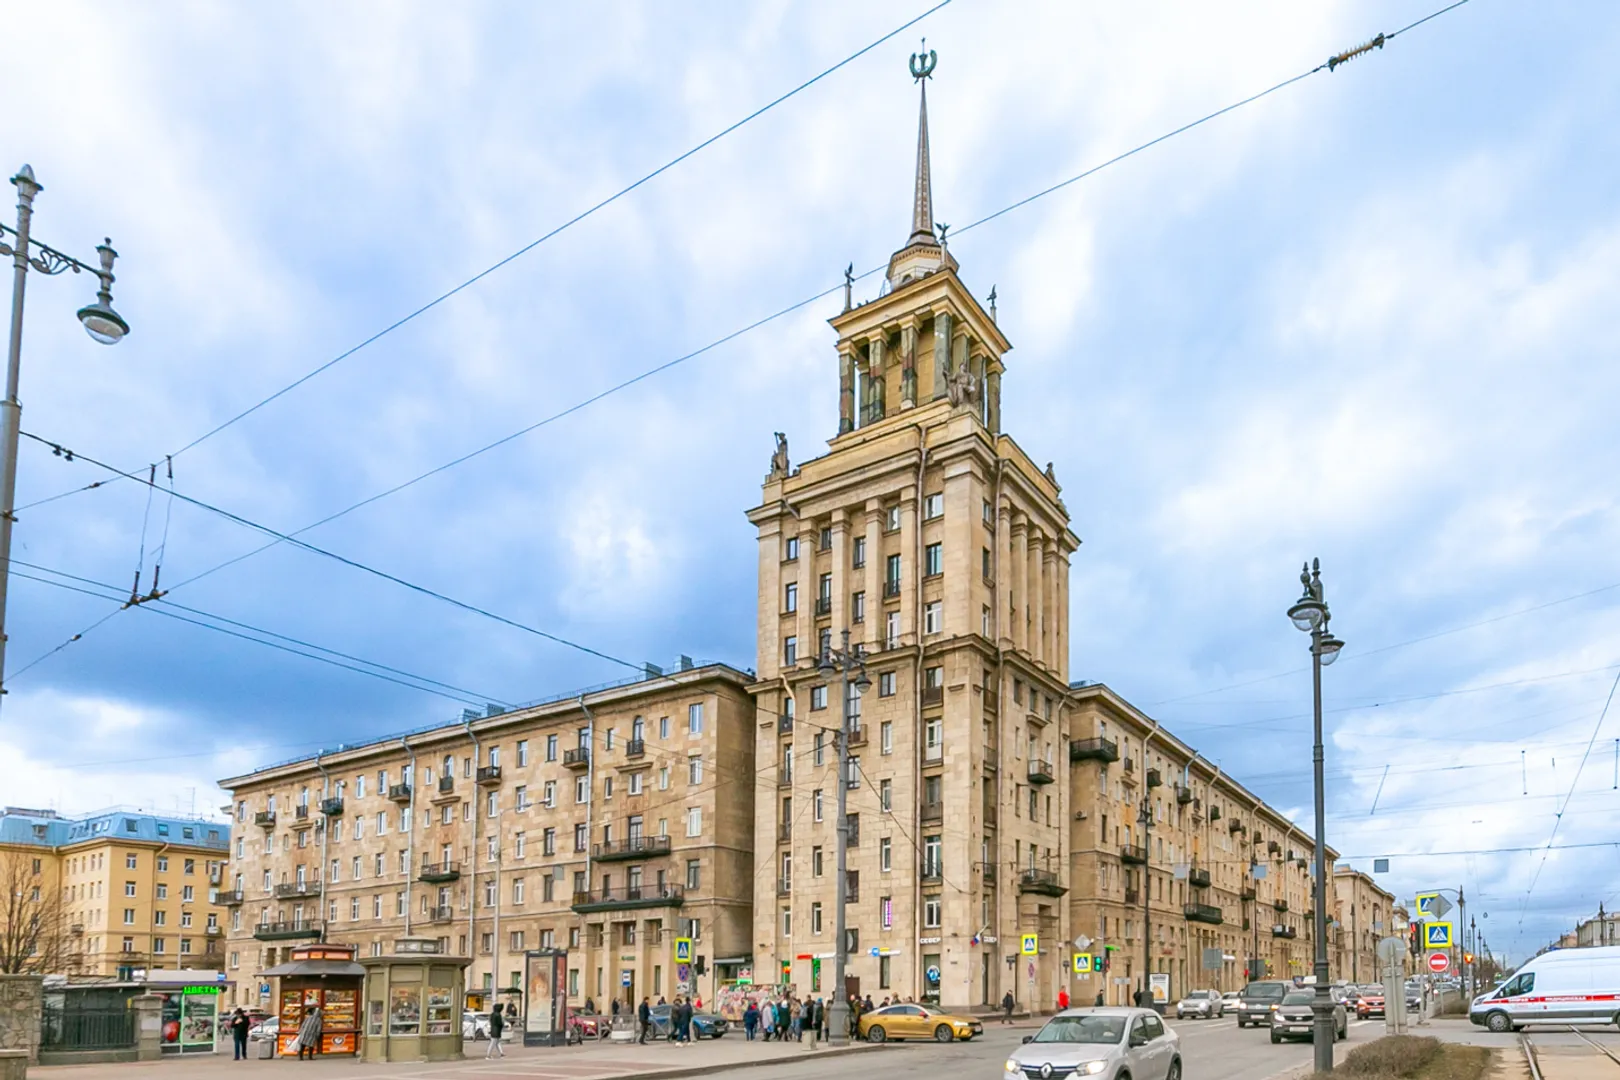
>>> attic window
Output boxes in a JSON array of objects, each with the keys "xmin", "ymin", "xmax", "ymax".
[
  {"xmin": 157, "ymin": 824, "xmax": 170, "ymax": 836},
  {"xmin": 124, "ymin": 819, "xmax": 138, "ymax": 833}
]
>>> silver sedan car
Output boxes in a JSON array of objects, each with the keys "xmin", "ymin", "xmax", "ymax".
[
  {"xmin": 1005, "ymin": 1008, "xmax": 1182, "ymax": 1080},
  {"xmin": 1175, "ymin": 990, "xmax": 1223, "ymax": 1020}
]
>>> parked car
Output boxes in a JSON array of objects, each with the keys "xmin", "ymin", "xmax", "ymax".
[
  {"xmin": 462, "ymin": 1013, "xmax": 490, "ymax": 1040},
  {"xmin": 1175, "ymin": 990, "xmax": 1224, "ymax": 1020},
  {"xmin": 1235, "ymin": 981, "xmax": 1290, "ymax": 1028},
  {"xmin": 1269, "ymin": 990, "xmax": 1347, "ymax": 1044},
  {"xmin": 1222, "ymin": 991, "xmax": 1241, "ymax": 1004},
  {"xmin": 647, "ymin": 1003, "xmax": 729, "ymax": 1040},
  {"xmin": 859, "ymin": 1003, "xmax": 982, "ymax": 1042},
  {"xmin": 1005, "ymin": 1008, "xmax": 1181, "ymax": 1080},
  {"xmin": 247, "ymin": 1018, "xmax": 279, "ymax": 1042}
]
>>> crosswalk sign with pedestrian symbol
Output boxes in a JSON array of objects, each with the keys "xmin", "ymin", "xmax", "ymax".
[
  {"xmin": 674, "ymin": 937, "xmax": 693, "ymax": 963},
  {"xmin": 1073, "ymin": 953, "xmax": 1092, "ymax": 974},
  {"xmin": 1021, "ymin": 934, "xmax": 1039, "ymax": 956},
  {"xmin": 1424, "ymin": 923, "xmax": 1452, "ymax": 948}
]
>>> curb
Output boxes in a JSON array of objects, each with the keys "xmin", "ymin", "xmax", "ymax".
[{"xmin": 567, "ymin": 1041, "xmax": 890, "ymax": 1080}]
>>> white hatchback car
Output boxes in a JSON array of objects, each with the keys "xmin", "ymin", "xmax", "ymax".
[{"xmin": 1005, "ymin": 1008, "xmax": 1181, "ymax": 1080}]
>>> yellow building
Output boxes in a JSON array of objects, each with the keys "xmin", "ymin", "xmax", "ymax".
[
  {"xmin": 1333, "ymin": 866, "xmax": 1396, "ymax": 985},
  {"xmin": 0, "ymin": 806, "xmax": 231, "ymax": 976}
]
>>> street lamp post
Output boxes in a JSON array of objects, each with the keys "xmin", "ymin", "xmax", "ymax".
[
  {"xmin": 1287, "ymin": 559, "xmax": 1345, "ymax": 1074},
  {"xmin": 819, "ymin": 629, "xmax": 870, "ymax": 1045},
  {"xmin": 0, "ymin": 164, "xmax": 130, "ymax": 705}
]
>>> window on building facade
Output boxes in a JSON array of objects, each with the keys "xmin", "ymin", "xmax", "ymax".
[
  {"xmin": 880, "ymin": 837, "xmax": 892, "ymax": 872},
  {"xmin": 923, "ymin": 493, "xmax": 943, "ymax": 519},
  {"xmin": 785, "ymin": 535, "xmax": 799, "ymax": 560},
  {"xmin": 689, "ymin": 703, "xmax": 704, "ymax": 733},
  {"xmin": 811, "ymin": 902, "xmax": 823, "ymax": 935},
  {"xmin": 924, "ymin": 601, "xmax": 942, "ymax": 635},
  {"xmin": 881, "ymin": 721, "xmax": 893, "ymax": 754},
  {"xmin": 852, "ymin": 591, "xmax": 865, "ymax": 623},
  {"xmin": 885, "ymin": 610, "xmax": 900, "ymax": 649},
  {"xmin": 783, "ymin": 635, "xmax": 797, "ymax": 665},
  {"xmin": 685, "ymin": 807, "xmax": 702, "ymax": 837},
  {"xmin": 852, "ymin": 536, "xmax": 865, "ymax": 568},
  {"xmin": 924, "ymin": 543, "xmax": 942, "ymax": 577},
  {"xmin": 784, "ymin": 583, "xmax": 798, "ymax": 613}
]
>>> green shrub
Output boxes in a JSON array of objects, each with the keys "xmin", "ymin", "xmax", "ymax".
[{"xmin": 1340, "ymin": 1036, "xmax": 1443, "ymax": 1077}]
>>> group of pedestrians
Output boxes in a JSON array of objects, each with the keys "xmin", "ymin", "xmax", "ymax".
[{"xmin": 741, "ymin": 994, "xmax": 832, "ymax": 1045}]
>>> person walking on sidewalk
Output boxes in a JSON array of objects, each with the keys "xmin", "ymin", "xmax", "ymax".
[
  {"xmin": 760, "ymin": 997, "xmax": 775, "ymax": 1041},
  {"xmin": 1001, "ymin": 991, "xmax": 1016, "ymax": 1024},
  {"xmin": 638, "ymin": 997, "xmax": 652, "ymax": 1044},
  {"xmin": 485, "ymin": 1004, "xmax": 506, "ymax": 1058},
  {"xmin": 1057, "ymin": 987, "xmax": 1070, "ymax": 1011},
  {"xmin": 295, "ymin": 1006, "xmax": 322, "ymax": 1060},
  {"xmin": 743, "ymin": 1001, "xmax": 759, "ymax": 1041}
]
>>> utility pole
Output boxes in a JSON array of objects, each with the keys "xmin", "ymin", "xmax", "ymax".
[
  {"xmin": 819, "ymin": 631, "xmax": 868, "ymax": 1045},
  {"xmin": 1139, "ymin": 799, "xmax": 1152, "ymax": 1007}
]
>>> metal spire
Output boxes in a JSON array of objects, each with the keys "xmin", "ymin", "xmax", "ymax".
[{"xmin": 907, "ymin": 42, "xmax": 937, "ymax": 247}]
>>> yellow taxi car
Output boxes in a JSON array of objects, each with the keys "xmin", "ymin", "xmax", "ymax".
[{"xmin": 859, "ymin": 1002, "xmax": 983, "ymax": 1042}]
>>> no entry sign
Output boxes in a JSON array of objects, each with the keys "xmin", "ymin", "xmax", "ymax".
[{"xmin": 1427, "ymin": 952, "xmax": 1450, "ymax": 973}]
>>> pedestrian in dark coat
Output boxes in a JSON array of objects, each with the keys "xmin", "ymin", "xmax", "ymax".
[
  {"xmin": 229, "ymin": 1008, "xmax": 250, "ymax": 1060},
  {"xmin": 743, "ymin": 1001, "xmax": 759, "ymax": 1040},
  {"xmin": 1001, "ymin": 990, "xmax": 1016, "ymax": 1024},
  {"xmin": 638, "ymin": 997, "xmax": 652, "ymax": 1044}
]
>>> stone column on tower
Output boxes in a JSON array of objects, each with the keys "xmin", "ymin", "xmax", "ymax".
[
  {"xmin": 838, "ymin": 345, "xmax": 856, "ymax": 434},
  {"xmin": 866, "ymin": 335, "xmax": 887, "ymax": 424},
  {"xmin": 996, "ymin": 499, "xmax": 1013, "ymax": 645},
  {"xmin": 1042, "ymin": 540, "xmax": 1059, "ymax": 671},
  {"xmin": 900, "ymin": 318, "xmax": 918, "ymax": 409},
  {"xmin": 986, "ymin": 369, "xmax": 1002, "ymax": 434},
  {"xmin": 830, "ymin": 509, "xmax": 849, "ymax": 629},
  {"xmin": 899, "ymin": 494, "xmax": 918, "ymax": 642},
  {"xmin": 864, "ymin": 502, "xmax": 884, "ymax": 651},
  {"xmin": 1011, "ymin": 513, "xmax": 1029, "ymax": 653},
  {"xmin": 932, "ymin": 309, "xmax": 952, "ymax": 400},
  {"xmin": 1029, "ymin": 529, "xmax": 1045, "ymax": 663},
  {"xmin": 798, "ymin": 523, "xmax": 817, "ymax": 660}
]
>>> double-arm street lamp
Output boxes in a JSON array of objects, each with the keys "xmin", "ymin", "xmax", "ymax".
[
  {"xmin": 819, "ymin": 629, "xmax": 870, "ymax": 1045},
  {"xmin": 0, "ymin": 165, "xmax": 131, "ymax": 704},
  {"xmin": 1287, "ymin": 559, "xmax": 1345, "ymax": 1073}
]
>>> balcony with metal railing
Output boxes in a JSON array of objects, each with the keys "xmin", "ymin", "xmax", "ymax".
[
  {"xmin": 1027, "ymin": 760, "xmax": 1055, "ymax": 785},
  {"xmin": 883, "ymin": 580, "xmax": 901, "ymax": 599},
  {"xmin": 1120, "ymin": 844, "xmax": 1148, "ymax": 865},
  {"xmin": 1018, "ymin": 868, "xmax": 1067, "ymax": 897},
  {"xmin": 1125, "ymin": 888, "xmax": 1140, "ymax": 905},
  {"xmin": 253, "ymin": 920, "xmax": 323, "ymax": 941},
  {"xmin": 845, "ymin": 724, "xmax": 868, "ymax": 748},
  {"xmin": 1069, "ymin": 737, "xmax": 1120, "ymax": 764},
  {"xmin": 920, "ymin": 802, "xmax": 944, "ymax": 824},
  {"xmin": 292, "ymin": 805, "xmax": 312, "ymax": 826},
  {"xmin": 625, "ymin": 738, "xmax": 647, "ymax": 758},
  {"xmin": 1189, "ymin": 867, "xmax": 1211, "ymax": 889},
  {"xmin": 319, "ymin": 797, "xmax": 344, "ymax": 816},
  {"xmin": 921, "ymin": 685, "xmax": 943, "ymax": 706},
  {"xmin": 419, "ymin": 860, "xmax": 461, "ymax": 883},
  {"xmin": 273, "ymin": 882, "xmax": 320, "ymax": 899},
  {"xmin": 571, "ymin": 884, "xmax": 684, "ymax": 914},
  {"xmin": 427, "ymin": 905, "xmax": 455, "ymax": 924},
  {"xmin": 253, "ymin": 811, "xmax": 276, "ymax": 829},
  {"xmin": 387, "ymin": 783, "xmax": 413, "ymax": 803},
  {"xmin": 1272, "ymin": 924, "xmax": 1297, "ymax": 939},
  {"xmin": 815, "ymin": 596, "xmax": 832, "ymax": 616},
  {"xmin": 217, "ymin": 889, "xmax": 244, "ymax": 906},
  {"xmin": 1184, "ymin": 902, "xmax": 1223, "ymax": 925},
  {"xmin": 564, "ymin": 748, "xmax": 590, "ymax": 770},
  {"xmin": 777, "ymin": 822, "xmax": 792, "ymax": 843},
  {"xmin": 476, "ymin": 766, "xmax": 502, "ymax": 787},
  {"xmin": 777, "ymin": 716, "xmax": 793, "ymax": 735},
  {"xmin": 593, "ymin": 836, "xmax": 672, "ymax": 862},
  {"xmin": 920, "ymin": 862, "xmax": 943, "ymax": 883}
]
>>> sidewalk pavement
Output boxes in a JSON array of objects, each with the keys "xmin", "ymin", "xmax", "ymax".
[{"xmin": 30, "ymin": 1034, "xmax": 888, "ymax": 1080}]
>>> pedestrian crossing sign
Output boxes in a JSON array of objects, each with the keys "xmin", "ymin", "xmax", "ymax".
[
  {"xmin": 674, "ymin": 937, "xmax": 693, "ymax": 963},
  {"xmin": 1424, "ymin": 923, "xmax": 1452, "ymax": 948},
  {"xmin": 1021, "ymin": 934, "xmax": 1039, "ymax": 956},
  {"xmin": 1073, "ymin": 953, "xmax": 1093, "ymax": 974}
]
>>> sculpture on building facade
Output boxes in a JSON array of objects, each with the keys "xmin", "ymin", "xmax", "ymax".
[
  {"xmin": 769, "ymin": 432, "xmax": 791, "ymax": 479},
  {"xmin": 945, "ymin": 359, "xmax": 977, "ymax": 408}
]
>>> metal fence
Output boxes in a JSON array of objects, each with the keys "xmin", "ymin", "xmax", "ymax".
[{"xmin": 41, "ymin": 1004, "xmax": 136, "ymax": 1051}]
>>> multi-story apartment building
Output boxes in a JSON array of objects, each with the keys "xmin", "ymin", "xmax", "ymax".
[
  {"xmin": 1067, "ymin": 685, "xmax": 1336, "ymax": 1006},
  {"xmin": 0, "ymin": 806, "xmax": 230, "ymax": 976},
  {"xmin": 218, "ymin": 663, "xmax": 755, "ymax": 1011},
  {"xmin": 1333, "ymin": 866, "xmax": 1396, "ymax": 984},
  {"xmin": 1575, "ymin": 909, "xmax": 1619, "ymax": 947},
  {"xmin": 747, "ymin": 73, "xmax": 1078, "ymax": 1010}
]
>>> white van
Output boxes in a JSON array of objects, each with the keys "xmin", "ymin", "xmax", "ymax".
[{"xmin": 1469, "ymin": 945, "xmax": 1620, "ymax": 1032}]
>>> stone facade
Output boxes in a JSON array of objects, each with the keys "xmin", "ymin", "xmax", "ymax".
[
  {"xmin": 217, "ymin": 664, "xmax": 755, "ymax": 1010},
  {"xmin": 0, "ymin": 975, "xmax": 42, "ymax": 1065},
  {"xmin": 1333, "ymin": 867, "xmax": 1396, "ymax": 984}
]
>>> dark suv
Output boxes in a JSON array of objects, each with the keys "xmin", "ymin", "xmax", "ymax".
[{"xmin": 1235, "ymin": 981, "xmax": 1290, "ymax": 1029}]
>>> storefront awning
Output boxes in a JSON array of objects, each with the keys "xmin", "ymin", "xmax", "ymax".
[
  {"xmin": 711, "ymin": 956, "xmax": 751, "ymax": 966},
  {"xmin": 259, "ymin": 959, "xmax": 366, "ymax": 978}
]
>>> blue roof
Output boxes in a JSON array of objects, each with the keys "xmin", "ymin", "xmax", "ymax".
[{"xmin": 0, "ymin": 807, "xmax": 229, "ymax": 851}]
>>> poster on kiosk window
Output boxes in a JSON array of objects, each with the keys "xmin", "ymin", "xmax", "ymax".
[{"xmin": 158, "ymin": 986, "xmax": 222, "ymax": 1054}]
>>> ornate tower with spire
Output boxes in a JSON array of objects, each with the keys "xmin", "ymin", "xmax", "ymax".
[{"xmin": 747, "ymin": 47, "xmax": 1079, "ymax": 1012}]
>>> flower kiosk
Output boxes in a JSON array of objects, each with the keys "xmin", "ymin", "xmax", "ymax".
[{"xmin": 358, "ymin": 936, "xmax": 470, "ymax": 1063}]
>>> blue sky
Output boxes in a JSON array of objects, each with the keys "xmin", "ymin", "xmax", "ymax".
[{"xmin": 2, "ymin": 1, "xmax": 1617, "ymax": 962}]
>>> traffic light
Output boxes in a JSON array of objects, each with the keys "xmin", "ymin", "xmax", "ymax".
[
  {"xmin": 1409, "ymin": 922, "xmax": 1422, "ymax": 957},
  {"xmin": 1464, "ymin": 953, "xmax": 1474, "ymax": 965}
]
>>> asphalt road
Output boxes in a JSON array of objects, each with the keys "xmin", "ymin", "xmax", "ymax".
[{"xmin": 705, "ymin": 1014, "xmax": 1393, "ymax": 1080}]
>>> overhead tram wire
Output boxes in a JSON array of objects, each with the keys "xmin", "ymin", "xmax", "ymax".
[
  {"xmin": 10, "ymin": 569, "xmax": 505, "ymax": 708},
  {"xmin": 162, "ymin": 1, "xmax": 955, "ymax": 463},
  {"xmin": 136, "ymin": 0, "xmax": 1480, "ymax": 598},
  {"xmin": 12, "ymin": 1, "xmax": 1479, "ymax": 676},
  {"xmin": 1516, "ymin": 666, "xmax": 1620, "ymax": 928}
]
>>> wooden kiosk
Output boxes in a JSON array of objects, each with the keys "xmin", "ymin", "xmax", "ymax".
[{"xmin": 260, "ymin": 943, "xmax": 363, "ymax": 1056}]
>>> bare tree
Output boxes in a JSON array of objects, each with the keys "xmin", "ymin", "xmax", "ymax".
[{"xmin": 0, "ymin": 848, "xmax": 69, "ymax": 974}]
